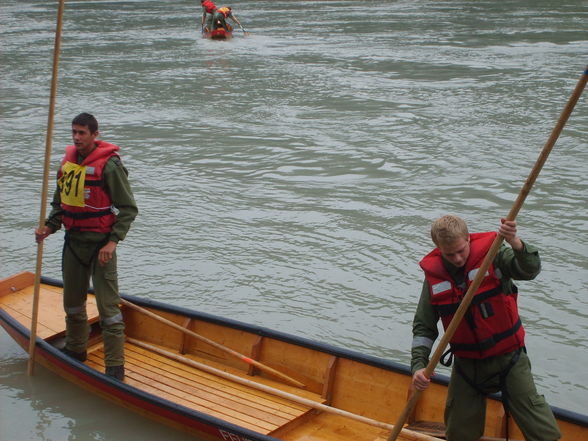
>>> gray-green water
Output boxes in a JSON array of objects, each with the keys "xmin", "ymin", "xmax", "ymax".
[{"xmin": 1, "ymin": 1, "xmax": 587, "ymax": 440}]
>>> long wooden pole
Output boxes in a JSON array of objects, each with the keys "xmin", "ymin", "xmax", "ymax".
[
  {"xmin": 387, "ymin": 65, "xmax": 588, "ymax": 441},
  {"xmin": 120, "ymin": 299, "xmax": 306, "ymax": 388},
  {"xmin": 28, "ymin": 0, "xmax": 66, "ymax": 376},
  {"xmin": 127, "ymin": 338, "xmax": 442, "ymax": 441}
]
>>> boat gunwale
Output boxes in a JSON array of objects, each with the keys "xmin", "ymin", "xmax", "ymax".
[
  {"xmin": 38, "ymin": 276, "xmax": 588, "ymax": 428},
  {"xmin": 3, "ymin": 275, "xmax": 586, "ymax": 434},
  {"xmin": 117, "ymin": 293, "xmax": 588, "ymax": 428},
  {"xmin": 41, "ymin": 276, "xmax": 588, "ymax": 427},
  {"xmin": 39, "ymin": 277, "xmax": 422, "ymax": 375}
]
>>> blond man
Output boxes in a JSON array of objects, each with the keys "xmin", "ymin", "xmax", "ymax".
[{"xmin": 411, "ymin": 215, "xmax": 560, "ymax": 441}]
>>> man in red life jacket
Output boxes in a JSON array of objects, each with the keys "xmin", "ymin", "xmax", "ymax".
[
  {"xmin": 411, "ymin": 215, "xmax": 560, "ymax": 441},
  {"xmin": 201, "ymin": 0, "xmax": 216, "ymax": 32},
  {"xmin": 211, "ymin": 6, "xmax": 245, "ymax": 33},
  {"xmin": 35, "ymin": 113, "xmax": 138, "ymax": 381}
]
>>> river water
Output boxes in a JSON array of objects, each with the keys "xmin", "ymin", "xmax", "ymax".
[{"xmin": 1, "ymin": 1, "xmax": 587, "ymax": 440}]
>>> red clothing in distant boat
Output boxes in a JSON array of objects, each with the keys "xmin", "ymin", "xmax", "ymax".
[{"xmin": 202, "ymin": 0, "xmax": 216, "ymax": 14}]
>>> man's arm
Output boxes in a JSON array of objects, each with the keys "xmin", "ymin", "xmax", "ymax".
[
  {"xmin": 96, "ymin": 157, "xmax": 138, "ymax": 266},
  {"xmin": 103, "ymin": 157, "xmax": 138, "ymax": 244},
  {"xmin": 35, "ymin": 186, "xmax": 63, "ymax": 243},
  {"xmin": 411, "ymin": 281, "xmax": 439, "ymax": 372},
  {"xmin": 201, "ymin": 7, "xmax": 207, "ymax": 27},
  {"xmin": 229, "ymin": 13, "xmax": 244, "ymax": 30},
  {"xmin": 410, "ymin": 280, "xmax": 439, "ymax": 390},
  {"xmin": 495, "ymin": 219, "xmax": 541, "ymax": 281},
  {"xmin": 46, "ymin": 186, "xmax": 64, "ymax": 231}
]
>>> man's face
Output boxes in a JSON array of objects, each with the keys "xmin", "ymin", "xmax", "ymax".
[
  {"xmin": 72, "ymin": 124, "xmax": 98, "ymax": 157},
  {"xmin": 438, "ymin": 237, "xmax": 470, "ymax": 268}
]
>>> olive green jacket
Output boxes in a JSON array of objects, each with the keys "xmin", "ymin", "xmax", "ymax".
[{"xmin": 410, "ymin": 240, "xmax": 541, "ymax": 374}]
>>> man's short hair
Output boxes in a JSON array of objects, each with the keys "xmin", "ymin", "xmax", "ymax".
[
  {"xmin": 431, "ymin": 215, "xmax": 469, "ymax": 247},
  {"xmin": 72, "ymin": 113, "xmax": 98, "ymax": 133}
]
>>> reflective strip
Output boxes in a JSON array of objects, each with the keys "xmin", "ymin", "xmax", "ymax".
[
  {"xmin": 84, "ymin": 204, "xmax": 113, "ymax": 210},
  {"xmin": 412, "ymin": 336, "xmax": 434, "ymax": 349},
  {"xmin": 494, "ymin": 268, "xmax": 502, "ymax": 279},
  {"xmin": 102, "ymin": 312, "xmax": 123, "ymax": 326},
  {"xmin": 468, "ymin": 267, "xmax": 489, "ymax": 282},
  {"xmin": 431, "ymin": 280, "xmax": 451, "ymax": 295},
  {"xmin": 65, "ymin": 303, "xmax": 86, "ymax": 314}
]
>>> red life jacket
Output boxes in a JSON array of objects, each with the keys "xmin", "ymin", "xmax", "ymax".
[
  {"xmin": 420, "ymin": 232, "xmax": 525, "ymax": 359},
  {"xmin": 58, "ymin": 140, "xmax": 119, "ymax": 233},
  {"xmin": 202, "ymin": 0, "xmax": 216, "ymax": 13}
]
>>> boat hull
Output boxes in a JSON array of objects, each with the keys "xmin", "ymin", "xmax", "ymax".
[
  {"xmin": 1, "ymin": 312, "xmax": 278, "ymax": 441},
  {"xmin": 1, "ymin": 272, "xmax": 587, "ymax": 441},
  {"xmin": 203, "ymin": 28, "xmax": 233, "ymax": 40}
]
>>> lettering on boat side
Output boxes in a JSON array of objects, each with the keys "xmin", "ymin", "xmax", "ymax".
[{"xmin": 218, "ymin": 429, "xmax": 253, "ymax": 441}]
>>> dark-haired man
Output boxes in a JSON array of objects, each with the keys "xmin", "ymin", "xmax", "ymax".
[{"xmin": 35, "ymin": 113, "xmax": 138, "ymax": 381}]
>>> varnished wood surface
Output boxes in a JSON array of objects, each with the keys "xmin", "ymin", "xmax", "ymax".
[
  {"xmin": 86, "ymin": 341, "xmax": 319, "ymax": 434},
  {"xmin": 0, "ymin": 275, "xmax": 99, "ymax": 339},
  {"xmin": 1, "ymin": 272, "xmax": 586, "ymax": 441}
]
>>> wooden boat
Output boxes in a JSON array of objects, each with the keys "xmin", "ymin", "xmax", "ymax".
[{"xmin": 1, "ymin": 271, "xmax": 587, "ymax": 441}]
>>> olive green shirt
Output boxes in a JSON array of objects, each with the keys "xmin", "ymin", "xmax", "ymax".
[
  {"xmin": 46, "ymin": 153, "xmax": 138, "ymax": 243},
  {"xmin": 410, "ymin": 241, "xmax": 541, "ymax": 374}
]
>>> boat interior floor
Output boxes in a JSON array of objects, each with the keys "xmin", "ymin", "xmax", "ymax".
[
  {"xmin": 84, "ymin": 340, "xmax": 408, "ymax": 441},
  {"xmin": 86, "ymin": 339, "xmax": 326, "ymax": 435},
  {"xmin": 1, "ymin": 275, "xmax": 439, "ymax": 441}
]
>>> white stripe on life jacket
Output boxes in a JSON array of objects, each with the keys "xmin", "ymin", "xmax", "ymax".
[
  {"xmin": 84, "ymin": 203, "xmax": 114, "ymax": 211},
  {"xmin": 468, "ymin": 267, "xmax": 489, "ymax": 282},
  {"xmin": 432, "ymin": 280, "xmax": 452, "ymax": 295}
]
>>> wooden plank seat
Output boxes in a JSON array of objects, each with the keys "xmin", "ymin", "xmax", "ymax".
[{"xmin": 85, "ymin": 340, "xmax": 324, "ymax": 434}]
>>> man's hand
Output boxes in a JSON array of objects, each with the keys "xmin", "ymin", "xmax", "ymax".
[
  {"xmin": 412, "ymin": 368, "xmax": 433, "ymax": 391},
  {"xmin": 35, "ymin": 226, "xmax": 52, "ymax": 243},
  {"xmin": 499, "ymin": 218, "xmax": 523, "ymax": 251},
  {"xmin": 98, "ymin": 240, "xmax": 117, "ymax": 266}
]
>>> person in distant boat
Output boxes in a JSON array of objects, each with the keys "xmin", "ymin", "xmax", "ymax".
[
  {"xmin": 201, "ymin": 0, "xmax": 217, "ymax": 33},
  {"xmin": 211, "ymin": 6, "xmax": 244, "ymax": 33},
  {"xmin": 35, "ymin": 113, "xmax": 138, "ymax": 382},
  {"xmin": 410, "ymin": 215, "xmax": 560, "ymax": 441}
]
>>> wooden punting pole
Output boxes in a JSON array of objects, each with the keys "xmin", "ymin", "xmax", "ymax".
[{"xmin": 28, "ymin": 0, "xmax": 66, "ymax": 376}]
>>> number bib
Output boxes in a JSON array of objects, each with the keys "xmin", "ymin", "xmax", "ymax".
[{"xmin": 58, "ymin": 162, "xmax": 86, "ymax": 207}]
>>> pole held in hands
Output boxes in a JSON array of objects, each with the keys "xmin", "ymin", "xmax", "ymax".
[{"xmin": 28, "ymin": 0, "xmax": 66, "ymax": 376}]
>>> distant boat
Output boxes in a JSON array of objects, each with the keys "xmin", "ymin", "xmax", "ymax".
[
  {"xmin": 2, "ymin": 271, "xmax": 587, "ymax": 441},
  {"xmin": 203, "ymin": 27, "xmax": 232, "ymax": 40}
]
